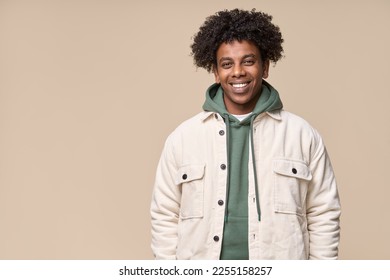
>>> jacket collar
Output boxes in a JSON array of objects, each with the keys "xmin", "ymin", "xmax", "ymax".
[
  {"xmin": 200, "ymin": 111, "xmax": 217, "ymax": 122},
  {"xmin": 200, "ymin": 109, "xmax": 282, "ymax": 122},
  {"xmin": 266, "ymin": 110, "xmax": 282, "ymax": 120}
]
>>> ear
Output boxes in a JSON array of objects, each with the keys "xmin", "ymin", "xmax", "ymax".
[
  {"xmin": 262, "ymin": 60, "xmax": 270, "ymax": 79},
  {"xmin": 213, "ymin": 65, "xmax": 220, "ymax": 83}
]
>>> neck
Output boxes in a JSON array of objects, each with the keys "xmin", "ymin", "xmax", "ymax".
[{"xmin": 224, "ymin": 95, "xmax": 260, "ymax": 115}]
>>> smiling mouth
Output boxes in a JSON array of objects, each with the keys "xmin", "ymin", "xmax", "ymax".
[{"xmin": 231, "ymin": 82, "xmax": 250, "ymax": 88}]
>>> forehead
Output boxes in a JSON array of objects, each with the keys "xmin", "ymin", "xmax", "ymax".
[{"xmin": 216, "ymin": 40, "xmax": 261, "ymax": 59}]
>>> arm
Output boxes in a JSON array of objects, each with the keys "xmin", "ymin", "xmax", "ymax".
[
  {"xmin": 306, "ymin": 132, "xmax": 341, "ymax": 259},
  {"xmin": 150, "ymin": 135, "xmax": 181, "ymax": 259}
]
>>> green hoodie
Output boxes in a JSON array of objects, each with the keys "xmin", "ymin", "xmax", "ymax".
[{"xmin": 202, "ymin": 80, "xmax": 283, "ymax": 260}]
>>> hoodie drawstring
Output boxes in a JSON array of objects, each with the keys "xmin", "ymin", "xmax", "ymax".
[
  {"xmin": 222, "ymin": 113, "xmax": 231, "ymax": 223},
  {"xmin": 250, "ymin": 115, "xmax": 261, "ymax": 221}
]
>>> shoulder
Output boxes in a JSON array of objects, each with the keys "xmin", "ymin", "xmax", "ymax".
[
  {"xmin": 171, "ymin": 111, "xmax": 210, "ymax": 133},
  {"xmin": 275, "ymin": 110, "xmax": 321, "ymax": 137},
  {"xmin": 281, "ymin": 110, "xmax": 326, "ymax": 155},
  {"xmin": 165, "ymin": 111, "xmax": 212, "ymax": 142},
  {"xmin": 266, "ymin": 109, "xmax": 324, "ymax": 153},
  {"xmin": 177, "ymin": 111, "xmax": 211, "ymax": 128},
  {"xmin": 279, "ymin": 110, "xmax": 314, "ymax": 127}
]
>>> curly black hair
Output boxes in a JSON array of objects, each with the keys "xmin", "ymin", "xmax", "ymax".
[{"xmin": 191, "ymin": 8, "xmax": 284, "ymax": 72}]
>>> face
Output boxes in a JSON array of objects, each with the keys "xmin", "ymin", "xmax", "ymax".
[{"xmin": 213, "ymin": 40, "xmax": 269, "ymax": 115}]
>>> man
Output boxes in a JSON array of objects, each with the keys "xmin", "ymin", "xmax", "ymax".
[{"xmin": 150, "ymin": 8, "xmax": 341, "ymax": 260}]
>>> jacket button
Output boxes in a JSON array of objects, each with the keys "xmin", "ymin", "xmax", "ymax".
[
  {"xmin": 218, "ymin": 200, "xmax": 224, "ymax": 206},
  {"xmin": 292, "ymin": 168, "xmax": 297, "ymax": 174},
  {"xmin": 182, "ymin": 174, "xmax": 188, "ymax": 180},
  {"xmin": 220, "ymin": 164, "xmax": 226, "ymax": 170},
  {"xmin": 213, "ymin": 235, "xmax": 220, "ymax": 242},
  {"xmin": 219, "ymin": 130, "xmax": 225, "ymax": 136}
]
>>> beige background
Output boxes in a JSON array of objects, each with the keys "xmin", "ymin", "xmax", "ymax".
[{"xmin": 0, "ymin": 0, "xmax": 389, "ymax": 259}]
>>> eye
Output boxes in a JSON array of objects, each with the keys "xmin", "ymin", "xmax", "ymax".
[
  {"xmin": 243, "ymin": 60, "xmax": 255, "ymax": 66},
  {"xmin": 220, "ymin": 61, "xmax": 233, "ymax": 69}
]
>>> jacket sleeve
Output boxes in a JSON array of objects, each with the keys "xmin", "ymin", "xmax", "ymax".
[
  {"xmin": 150, "ymin": 134, "xmax": 181, "ymax": 259},
  {"xmin": 306, "ymin": 130, "xmax": 341, "ymax": 259}
]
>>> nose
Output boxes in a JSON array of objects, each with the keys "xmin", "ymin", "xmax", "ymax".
[{"xmin": 232, "ymin": 64, "xmax": 245, "ymax": 77}]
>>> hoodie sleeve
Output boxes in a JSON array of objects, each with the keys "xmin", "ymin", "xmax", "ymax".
[
  {"xmin": 306, "ymin": 129, "xmax": 341, "ymax": 260},
  {"xmin": 150, "ymin": 133, "xmax": 181, "ymax": 259}
]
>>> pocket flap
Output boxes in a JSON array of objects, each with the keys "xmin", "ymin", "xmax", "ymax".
[
  {"xmin": 175, "ymin": 164, "xmax": 205, "ymax": 185},
  {"xmin": 273, "ymin": 159, "xmax": 312, "ymax": 181}
]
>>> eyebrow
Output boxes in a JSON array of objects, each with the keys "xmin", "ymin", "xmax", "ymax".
[{"xmin": 218, "ymin": 54, "xmax": 257, "ymax": 63}]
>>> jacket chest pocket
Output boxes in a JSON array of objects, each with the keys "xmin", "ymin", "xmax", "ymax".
[
  {"xmin": 175, "ymin": 164, "xmax": 205, "ymax": 219},
  {"xmin": 273, "ymin": 159, "xmax": 312, "ymax": 215}
]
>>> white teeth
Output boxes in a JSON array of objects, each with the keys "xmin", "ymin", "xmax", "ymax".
[{"xmin": 232, "ymin": 83, "xmax": 248, "ymax": 88}]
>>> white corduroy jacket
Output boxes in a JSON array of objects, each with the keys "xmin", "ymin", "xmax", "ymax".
[{"xmin": 151, "ymin": 109, "xmax": 341, "ymax": 260}]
